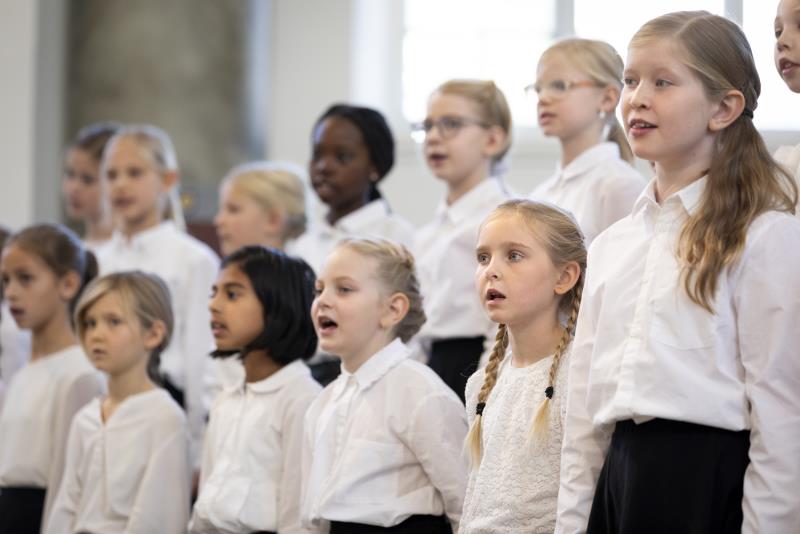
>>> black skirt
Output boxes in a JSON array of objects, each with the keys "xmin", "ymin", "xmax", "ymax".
[
  {"xmin": 330, "ymin": 514, "xmax": 452, "ymax": 534},
  {"xmin": 0, "ymin": 486, "xmax": 46, "ymax": 534},
  {"xmin": 427, "ymin": 336, "xmax": 485, "ymax": 403}
]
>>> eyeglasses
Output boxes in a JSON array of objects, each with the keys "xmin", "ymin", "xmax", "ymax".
[
  {"xmin": 524, "ymin": 79, "xmax": 602, "ymax": 100},
  {"xmin": 410, "ymin": 115, "xmax": 489, "ymax": 143}
]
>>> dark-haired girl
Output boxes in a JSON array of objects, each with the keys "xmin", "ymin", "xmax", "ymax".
[
  {"xmin": 0, "ymin": 224, "xmax": 105, "ymax": 534},
  {"xmin": 189, "ymin": 246, "xmax": 321, "ymax": 534}
]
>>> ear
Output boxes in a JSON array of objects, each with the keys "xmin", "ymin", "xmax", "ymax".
[
  {"xmin": 142, "ymin": 319, "xmax": 168, "ymax": 351},
  {"xmin": 162, "ymin": 169, "xmax": 180, "ymax": 192},
  {"xmin": 708, "ymin": 89, "xmax": 746, "ymax": 132},
  {"xmin": 379, "ymin": 292, "xmax": 410, "ymax": 331},
  {"xmin": 264, "ymin": 209, "xmax": 286, "ymax": 236},
  {"xmin": 599, "ymin": 84, "xmax": 620, "ymax": 115},
  {"xmin": 58, "ymin": 270, "xmax": 82, "ymax": 302},
  {"xmin": 481, "ymin": 125, "xmax": 508, "ymax": 159},
  {"xmin": 554, "ymin": 261, "xmax": 581, "ymax": 296}
]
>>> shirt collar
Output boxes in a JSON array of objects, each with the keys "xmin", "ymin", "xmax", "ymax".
[
  {"xmin": 632, "ymin": 176, "xmax": 706, "ymax": 217},
  {"xmin": 436, "ymin": 178, "xmax": 508, "ymax": 225},
  {"xmin": 330, "ymin": 338, "xmax": 409, "ymax": 398},
  {"xmin": 556, "ymin": 142, "xmax": 620, "ymax": 183},
  {"xmin": 313, "ymin": 200, "xmax": 392, "ymax": 238},
  {"xmin": 243, "ymin": 360, "xmax": 312, "ymax": 394}
]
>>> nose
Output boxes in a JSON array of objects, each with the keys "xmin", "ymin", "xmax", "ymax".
[
  {"xmin": 624, "ymin": 82, "xmax": 649, "ymax": 111},
  {"xmin": 208, "ymin": 289, "xmax": 221, "ymax": 314},
  {"xmin": 213, "ymin": 210, "xmax": 224, "ymax": 229},
  {"xmin": 483, "ymin": 257, "xmax": 501, "ymax": 281}
]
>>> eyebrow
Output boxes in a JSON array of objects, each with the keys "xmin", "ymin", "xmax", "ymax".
[{"xmin": 476, "ymin": 241, "xmax": 533, "ymax": 252}]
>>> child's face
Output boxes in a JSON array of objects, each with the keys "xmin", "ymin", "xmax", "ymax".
[
  {"xmin": 103, "ymin": 137, "xmax": 170, "ymax": 233},
  {"xmin": 535, "ymin": 52, "xmax": 610, "ymax": 142},
  {"xmin": 311, "ymin": 247, "xmax": 391, "ymax": 362},
  {"xmin": 621, "ymin": 39, "xmax": 718, "ymax": 171},
  {"xmin": 423, "ymin": 92, "xmax": 500, "ymax": 188},
  {"xmin": 475, "ymin": 213, "xmax": 565, "ymax": 328},
  {"xmin": 81, "ymin": 292, "xmax": 160, "ymax": 378},
  {"xmin": 309, "ymin": 117, "xmax": 376, "ymax": 214},
  {"xmin": 62, "ymin": 148, "xmax": 106, "ymax": 222},
  {"xmin": 0, "ymin": 244, "xmax": 74, "ymax": 332},
  {"xmin": 214, "ymin": 181, "xmax": 279, "ymax": 256},
  {"xmin": 208, "ymin": 264, "xmax": 265, "ymax": 353},
  {"xmin": 775, "ymin": 0, "xmax": 800, "ymax": 93}
]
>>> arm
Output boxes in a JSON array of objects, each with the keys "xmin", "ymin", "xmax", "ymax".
[
  {"xmin": 735, "ymin": 217, "xmax": 800, "ymax": 533},
  {"xmin": 43, "ymin": 415, "xmax": 85, "ymax": 534}
]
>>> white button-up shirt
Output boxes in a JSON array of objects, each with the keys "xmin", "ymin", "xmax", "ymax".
[
  {"xmin": 530, "ymin": 142, "xmax": 645, "ymax": 244},
  {"xmin": 301, "ymin": 339, "xmax": 468, "ymax": 531},
  {"xmin": 190, "ymin": 360, "xmax": 321, "ymax": 534},
  {"xmin": 556, "ymin": 178, "xmax": 800, "ymax": 534},
  {"xmin": 289, "ymin": 199, "xmax": 415, "ymax": 275},
  {"xmin": 775, "ymin": 143, "xmax": 800, "ymax": 221},
  {"xmin": 46, "ymin": 389, "xmax": 191, "ymax": 534},
  {"xmin": 96, "ymin": 221, "xmax": 219, "ymax": 459},
  {"xmin": 415, "ymin": 178, "xmax": 513, "ymax": 343}
]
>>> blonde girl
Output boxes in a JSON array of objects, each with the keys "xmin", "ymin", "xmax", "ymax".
[
  {"xmin": 214, "ymin": 161, "xmax": 308, "ymax": 256},
  {"xmin": 413, "ymin": 79, "xmax": 514, "ymax": 402},
  {"xmin": 47, "ymin": 271, "xmax": 191, "ymax": 534},
  {"xmin": 530, "ymin": 38, "xmax": 644, "ymax": 244},
  {"xmin": 96, "ymin": 124, "xmax": 219, "ymax": 462},
  {"xmin": 774, "ymin": 0, "xmax": 800, "ymax": 192},
  {"xmin": 557, "ymin": 11, "xmax": 800, "ymax": 534},
  {"xmin": 0, "ymin": 224, "xmax": 104, "ymax": 534},
  {"xmin": 461, "ymin": 200, "xmax": 585, "ymax": 534},
  {"xmin": 302, "ymin": 238, "xmax": 467, "ymax": 533}
]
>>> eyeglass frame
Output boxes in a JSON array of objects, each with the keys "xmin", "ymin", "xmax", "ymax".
[
  {"xmin": 409, "ymin": 115, "xmax": 490, "ymax": 143},
  {"xmin": 524, "ymin": 79, "xmax": 604, "ymax": 100}
]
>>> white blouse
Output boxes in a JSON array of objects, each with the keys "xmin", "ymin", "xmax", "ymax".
[
  {"xmin": 556, "ymin": 178, "xmax": 800, "ymax": 534},
  {"xmin": 415, "ymin": 178, "xmax": 513, "ymax": 344},
  {"xmin": 0, "ymin": 345, "xmax": 105, "ymax": 526},
  {"xmin": 530, "ymin": 142, "xmax": 645, "ymax": 244},
  {"xmin": 190, "ymin": 360, "xmax": 321, "ymax": 534},
  {"xmin": 96, "ymin": 221, "xmax": 219, "ymax": 459},
  {"xmin": 46, "ymin": 388, "xmax": 191, "ymax": 534},
  {"xmin": 301, "ymin": 339, "xmax": 468, "ymax": 531},
  {"xmin": 461, "ymin": 351, "xmax": 568, "ymax": 534},
  {"xmin": 289, "ymin": 199, "xmax": 415, "ymax": 275},
  {"xmin": 775, "ymin": 143, "xmax": 800, "ymax": 219},
  {"xmin": 0, "ymin": 302, "xmax": 31, "ymax": 412}
]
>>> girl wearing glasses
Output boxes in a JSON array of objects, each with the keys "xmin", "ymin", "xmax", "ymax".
[
  {"xmin": 530, "ymin": 38, "xmax": 645, "ymax": 244},
  {"xmin": 412, "ymin": 79, "xmax": 514, "ymax": 402}
]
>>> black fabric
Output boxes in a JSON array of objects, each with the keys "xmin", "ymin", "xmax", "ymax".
[
  {"xmin": 587, "ymin": 418, "xmax": 750, "ymax": 534},
  {"xmin": 161, "ymin": 373, "xmax": 185, "ymax": 408},
  {"xmin": 249, "ymin": 531, "xmax": 277, "ymax": 534},
  {"xmin": 0, "ymin": 486, "xmax": 46, "ymax": 534},
  {"xmin": 427, "ymin": 336, "xmax": 485, "ymax": 404},
  {"xmin": 309, "ymin": 359, "xmax": 342, "ymax": 387},
  {"xmin": 330, "ymin": 514, "xmax": 452, "ymax": 534}
]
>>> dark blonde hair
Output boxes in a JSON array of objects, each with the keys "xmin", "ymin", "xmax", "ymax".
[
  {"xmin": 466, "ymin": 200, "xmax": 586, "ymax": 465},
  {"xmin": 630, "ymin": 11, "xmax": 798, "ymax": 311},
  {"xmin": 539, "ymin": 38, "xmax": 634, "ymax": 163},
  {"xmin": 75, "ymin": 271, "xmax": 173, "ymax": 382},
  {"xmin": 335, "ymin": 238, "xmax": 426, "ymax": 343}
]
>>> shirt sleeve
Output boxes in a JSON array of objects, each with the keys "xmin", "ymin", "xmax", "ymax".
[
  {"xmin": 125, "ymin": 419, "xmax": 192, "ymax": 534},
  {"xmin": 44, "ymin": 414, "xmax": 85, "ymax": 534},
  {"xmin": 735, "ymin": 215, "xmax": 800, "ymax": 534},
  {"xmin": 406, "ymin": 390, "xmax": 469, "ymax": 531},
  {"xmin": 555, "ymin": 255, "xmax": 614, "ymax": 534}
]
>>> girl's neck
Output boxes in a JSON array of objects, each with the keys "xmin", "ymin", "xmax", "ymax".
[
  {"xmin": 326, "ymin": 192, "xmax": 372, "ymax": 226},
  {"xmin": 654, "ymin": 159, "xmax": 711, "ymax": 204},
  {"xmin": 446, "ymin": 163, "xmax": 490, "ymax": 205},
  {"xmin": 103, "ymin": 362, "xmax": 155, "ymax": 423},
  {"xmin": 340, "ymin": 331, "xmax": 394, "ymax": 375},
  {"xmin": 84, "ymin": 216, "xmax": 113, "ymax": 244},
  {"xmin": 507, "ymin": 310, "xmax": 563, "ymax": 368},
  {"xmin": 31, "ymin": 310, "xmax": 77, "ymax": 361},
  {"xmin": 121, "ymin": 210, "xmax": 162, "ymax": 239},
  {"xmin": 261, "ymin": 235, "xmax": 285, "ymax": 252},
  {"xmin": 560, "ymin": 122, "xmax": 604, "ymax": 168},
  {"xmin": 242, "ymin": 349, "xmax": 283, "ymax": 383}
]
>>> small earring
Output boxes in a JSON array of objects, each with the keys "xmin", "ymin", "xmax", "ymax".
[
  {"xmin": 370, "ymin": 172, "xmax": 379, "ymax": 182},
  {"xmin": 598, "ymin": 110, "xmax": 607, "ymax": 120}
]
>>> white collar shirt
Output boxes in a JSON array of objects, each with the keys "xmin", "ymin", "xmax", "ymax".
[
  {"xmin": 556, "ymin": 178, "xmax": 800, "ymax": 534},
  {"xmin": 775, "ymin": 143, "xmax": 800, "ymax": 220},
  {"xmin": 529, "ymin": 142, "xmax": 645, "ymax": 244},
  {"xmin": 301, "ymin": 339, "xmax": 468, "ymax": 531}
]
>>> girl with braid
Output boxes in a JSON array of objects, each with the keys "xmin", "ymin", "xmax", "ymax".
[{"xmin": 461, "ymin": 200, "xmax": 585, "ymax": 534}]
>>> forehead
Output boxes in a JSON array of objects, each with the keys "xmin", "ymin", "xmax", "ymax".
[
  {"xmin": 105, "ymin": 136, "xmax": 155, "ymax": 165},
  {"xmin": 1, "ymin": 243, "xmax": 52, "ymax": 272},
  {"xmin": 319, "ymin": 246, "xmax": 378, "ymax": 280},
  {"xmin": 217, "ymin": 262, "xmax": 255, "ymax": 289},
  {"xmin": 536, "ymin": 51, "xmax": 586, "ymax": 79},
  {"xmin": 426, "ymin": 91, "xmax": 482, "ymax": 117},
  {"xmin": 777, "ymin": 0, "xmax": 800, "ymax": 18},
  {"xmin": 313, "ymin": 117, "xmax": 366, "ymax": 148},
  {"xmin": 626, "ymin": 39, "xmax": 691, "ymax": 71},
  {"xmin": 478, "ymin": 213, "xmax": 541, "ymax": 247},
  {"xmin": 86, "ymin": 290, "xmax": 128, "ymax": 314}
]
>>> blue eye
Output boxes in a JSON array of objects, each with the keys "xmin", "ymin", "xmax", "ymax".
[
  {"xmin": 476, "ymin": 252, "xmax": 490, "ymax": 264},
  {"xmin": 622, "ymin": 77, "xmax": 637, "ymax": 87},
  {"xmin": 508, "ymin": 250, "xmax": 524, "ymax": 261},
  {"xmin": 655, "ymin": 79, "xmax": 671, "ymax": 88},
  {"xmin": 337, "ymin": 286, "xmax": 352, "ymax": 295}
]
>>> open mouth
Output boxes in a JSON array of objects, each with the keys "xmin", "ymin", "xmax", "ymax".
[
  {"xmin": 485, "ymin": 288, "xmax": 506, "ymax": 302},
  {"xmin": 9, "ymin": 307, "xmax": 24, "ymax": 320},
  {"xmin": 539, "ymin": 111, "xmax": 556, "ymax": 121},
  {"xmin": 629, "ymin": 118, "xmax": 656, "ymax": 129},
  {"xmin": 317, "ymin": 315, "xmax": 338, "ymax": 334},
  {"xmin": 779, "ymin": 58, "xmax": 799, "ymax": 76},
  {"xmin": 210, "ymin": 321, "xmax": 227, "ymax": 336},
  {"xmin": 427, "ymin": 153, "xmax": 448, "ymax": 164}
]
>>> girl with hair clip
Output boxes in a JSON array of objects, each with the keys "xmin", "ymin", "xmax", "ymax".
[
  {"xmin": 62, "ymin": 122, "xmax": 121, "ymax": 249},
  {"xmin": 0, "ymin": 224, "xmax": 105, "ymax": 534},
  {"xmin": 96, "ymin": 124, "xmax": 219, "ymax": 464},
  {"xmin": 413, "ymin": 79, "xmax": 514, "ymax": 402},
  {"xmin": 462, "ymin": 199, "xmax": 585, "ymax": 534},
  {"xmin": 774, "ymin": 0, "xmax": 800, "ymax": 193},
  {"xmin": 190, "ymin": 246, "xmax": 321, "ymax": 534},
  {"xmin": 557, "ymin": 11, "xmax": 800, "ymax": 534},
  {"xmin": 289, "ymin": 104, "xmax": 414, "ymax": 276},
  {"xmin": 530, "ymin": 39, "xmax": 645, "ymax": 244},
  {"xmin": 302, "ymin": 238, "xmax": 468, "ymax": 534},
  {"xmin": 46, "ymin": 271, "xmax": 191, "ymax": 534},
  {"xmin": 214, "ymin": 161, "xmax": 308, "ymax": 256}
]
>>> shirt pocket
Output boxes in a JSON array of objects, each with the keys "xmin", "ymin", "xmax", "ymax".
[
  {"xmin": 649, "ymin": 268, "xmax": 716, "ymax": 350},
  {"xmin": 334, "ymin": 438, "xmax": 403, "ymax": 505}
]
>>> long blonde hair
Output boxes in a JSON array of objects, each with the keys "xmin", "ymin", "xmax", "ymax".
[
  {"xmin": 539, "ymin": 38, "xmax": 634, "ymax": 163},
  {"xmin": 631, "ymin": 11, "xmax": 798, "ymax": 311},
  {"xmin": 466, "ymin": 200, "xmax": 586, "ymax": 466}
]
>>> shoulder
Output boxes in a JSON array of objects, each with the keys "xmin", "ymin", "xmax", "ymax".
[
  {"xmin": 389, "ymin": 359, "xmax": 463, "ymax": 404},
  {"xmin": 592, "ymin": 159, "xmax": 647, "ymax": 190},
  {"xmin": 72, "ymin": 398, "xmax": 103, "ymax": 430},
  {"xmin": 146, "ymin": 390, "xmax": 188, "ymax": 432},
  {"xmin": 465, "ymin": 366, "xmax": 487, "ymax": 407},
  {"xmin": 738, "ymin": 210, "xmax": 800, "ymax": 267},
  {"xmin": 162, "ymin": 229, "xmax": 219, "ymax": 267}
]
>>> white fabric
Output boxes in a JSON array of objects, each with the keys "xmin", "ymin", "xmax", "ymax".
[
  {"xmin": 461, "ymin": 351, "xmax": 568, "ymax": 534},
  {"xmin": 301, "ymin": 339, "xmax": 468, "ymax": 531},
  {"xmin": 529, "ymin": 142, "xmax": 645, "ymax": 245},
  {"xmin": 0, "ymin": 345, "xmax": 105, "ymax": 528},
  {"xmin": 288, "ymin": 199, "xmax": 415, "ymax": 275},
  {"xmin": 96, "ymin": 221, "xmax": 219, "ymax": 460},
  {"xmin": 190, "ymin": 360, "xmax": 321, "ymax": 534},
  {"xmin": 0, "ymin": 302, "xmax": 31, "ymax": 412},
  {"xmin": 775, "ymin": 143, "xmax": 800, "ymax": 220},
  {"xmin": 415, "ymin": 178, "xmax": 512, "ymax": 344},
  {"xmin": 46, "ymin": 388, "xmax": 191, "ymax": 534},
  {"xmin": 556, "ymin": 178, "xmax": 800, "ymax": 534}
]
